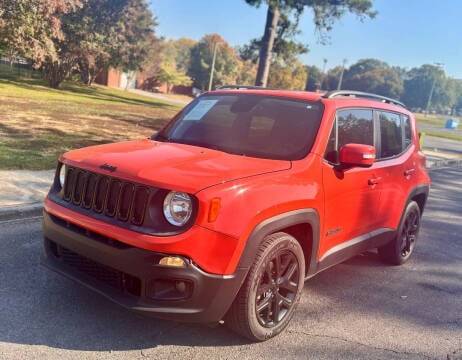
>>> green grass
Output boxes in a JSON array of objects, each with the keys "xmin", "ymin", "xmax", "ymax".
[
  {"xmin": 0, "ymin": 71, "xmax": 181, "ymax": 170},
  {"xmin": 424, "ymin": 131, "xmax": 462, "ymax": 142}
]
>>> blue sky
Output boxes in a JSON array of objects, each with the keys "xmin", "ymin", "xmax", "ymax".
[{"xmin": 150, "ymin": 0, "xmax": 462, "ymax": 78}]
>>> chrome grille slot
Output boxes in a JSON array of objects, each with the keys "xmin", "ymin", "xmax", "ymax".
[
  {"xmin": 93, "ymin": 176, "xmax": 109, "ymax": 213},
  {"xmin": 117, "ymin": 183, "xmax": 135, "ymax": 221},
  {"xmin": 82, "ymin": 173, "xmax": 97, "ymax": 209},
  {"xmin": 72, "ymin": 170, "xmax": 86, "ymax": 205},
  {"xmin": 131, "ymin": 186, "xmax": 149, "ymax": 225},
  {"xmin": 105, "ymin": 180, "xmax": 121, "ymax": 217},
  {"xmin": 63, "ymin": 168, "xmax": 75, "ymax": 201}
]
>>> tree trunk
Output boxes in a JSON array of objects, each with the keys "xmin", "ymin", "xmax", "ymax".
[
  {"xmin": 44, "ymin": 59, "xmax": 73, "ymax": 88},
  {"xmin": 255, "ymin": 4, "xmax": 280, "ymax": 87}
]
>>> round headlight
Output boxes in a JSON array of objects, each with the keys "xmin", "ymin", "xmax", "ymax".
[
  {"xmin": 163, "ymin": 191, "xmax": 193, "ymax": 226},
  {"xmin": 59, "ymin": 164, "xmax": 66, "ymax": 187}
]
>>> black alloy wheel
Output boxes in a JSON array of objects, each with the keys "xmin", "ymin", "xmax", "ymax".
[
  {"xmin": 379, "ymin": 200, "xmax": 421, "ymax": 265},
  {"xmin": 255, "ymin": 250, "xmax": 300, "ymax": 327},
  {"xmin": 225, "ymin": 232, "xmax": 305, "ymax": 341}
]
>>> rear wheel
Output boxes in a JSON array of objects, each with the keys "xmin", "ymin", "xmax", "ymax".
[
  {"xmin": 378, "ymin": 201, "xmax": 421, "ymax": 265},
  {"xmin": 225, "ymin": 232, "xmax": 305, "ymax": 341}
]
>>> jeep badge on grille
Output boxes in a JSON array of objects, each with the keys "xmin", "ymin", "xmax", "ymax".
[{"xmin": 100, "ymin": 163, "xmax": 117, "ymax": 172}]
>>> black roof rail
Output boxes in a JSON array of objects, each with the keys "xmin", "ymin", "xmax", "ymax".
[
  {"xmin": 323, "ymin": 90, "xmax": 406, "ymax": 108},
  {"xmin": 215, "ymin": 85, "xmax": 267, "ymax": 90}
]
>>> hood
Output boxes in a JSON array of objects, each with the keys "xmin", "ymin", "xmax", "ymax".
[{"xmin": 62, "ymin": 139, "xmax": 291, "ymax": 193}]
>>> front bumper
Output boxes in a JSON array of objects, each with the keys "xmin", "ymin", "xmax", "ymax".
[{"xmin": 42, "ymin": 211, "xmax": 247, "ymax": 323}]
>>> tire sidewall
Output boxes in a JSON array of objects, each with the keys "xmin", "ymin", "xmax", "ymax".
[{"xmin": 246, "ymin": 234, "xmax": 305, "ymax": 341}]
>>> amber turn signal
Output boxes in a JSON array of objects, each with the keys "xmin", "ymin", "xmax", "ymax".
[
  {"xmin": 159, "ymin": 256, "xmax": 186, "ymax": 268},
  {"xmin": 208, "ymin": 197, "xmax": 221, "ymax": 223}
]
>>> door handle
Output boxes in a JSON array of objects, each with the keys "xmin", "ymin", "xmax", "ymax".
[
  {"xmin": 404, "ymin": 168, "xmax": 415, "ymax": 176},
  {"xmin": 368, "ymin": 177, "xmax": 381, "ymax": 186}
]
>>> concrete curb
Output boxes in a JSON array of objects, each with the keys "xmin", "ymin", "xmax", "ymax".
[
  {"xmin": 0, "ymin": 202, "xmax": 43, "ymax": 221},
  {"xmin": 427, "ymin": 158, "xmax": 462, "ymax": 170}
]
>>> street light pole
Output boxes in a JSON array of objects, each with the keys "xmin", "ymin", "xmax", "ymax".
[
  {"xmin": 321, "ymin": 58, "xmax": 328, "ymax": 90},
  {"xmin": 208, "ymin": 42, "xmax": 219, "ymax": 91},
  {"xmin": 426, "ymin": 62, "xmax": 444, "ymax": 114},
  {"xmin": 337, "ymin": 58, "xmax": 348, "ymax": 90}
]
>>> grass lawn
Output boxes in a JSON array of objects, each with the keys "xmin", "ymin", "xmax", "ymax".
[
  {"xmin": 415, "ymin": 113, "xmax": 462, "ymax": 141},
  {"xmin": 0, "ymin": 72, "xmax": 182, "ymax": 170}
]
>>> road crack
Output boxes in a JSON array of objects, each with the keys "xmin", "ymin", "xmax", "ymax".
[{"xmin": 287, "ymin": 329, "xmax": 433, "ymax": 359}]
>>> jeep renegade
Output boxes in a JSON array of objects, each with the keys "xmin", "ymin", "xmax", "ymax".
[{"xmin": 42, "ymin": 87, "xmax": 430, "ymax": 341}]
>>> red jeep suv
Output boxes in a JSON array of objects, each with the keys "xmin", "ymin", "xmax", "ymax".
[{"xmin": 42, "ymin": 87, "xmax": 430, "ymax": 341}]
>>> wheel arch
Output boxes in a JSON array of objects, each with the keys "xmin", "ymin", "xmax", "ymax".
[
  {"xmin": 238, "ymin": 209, "xmax": 320, "ymax": 276},
  {"xmin": 407, "ymin": 184, "xmax": 430, "ymax": 216}
]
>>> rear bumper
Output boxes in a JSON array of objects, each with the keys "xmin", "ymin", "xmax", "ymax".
[{"xmin": 41, "ymin": 210, "xmax": 247, "ymax": 323}]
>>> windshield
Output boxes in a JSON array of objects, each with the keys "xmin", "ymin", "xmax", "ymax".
[{"xmin": 155, "ymin": 94, "xmax": 324, "ymax": 160}]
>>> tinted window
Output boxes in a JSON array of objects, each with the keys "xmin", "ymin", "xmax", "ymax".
[
  {"xmin": 157, "ymin": 95, "xmax": 324, "ymax": 160},
  {"xmin": 337, "ymin": 109, "xmax": 374, "ymax": 148},
  {"xmin": 379, "ymin": 112, "xmax": 402, "ymax": 158},
  {"xmin": 403, "ymin": 115, "xmax": 412, "ymax": 149}
]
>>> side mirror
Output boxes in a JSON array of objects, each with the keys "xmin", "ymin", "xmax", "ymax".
[{"xmin": 339, "ymin": 143, "xmax": 376, "ymax": 168}]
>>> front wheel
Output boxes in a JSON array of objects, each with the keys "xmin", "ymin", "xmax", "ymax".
[
  {"xmin": 225, "ymin": 232, "xmax": 305, "ymax": 341},
  {"xmin": 378, "ymin": 201, "xmax": 421, "ymax": 265}
]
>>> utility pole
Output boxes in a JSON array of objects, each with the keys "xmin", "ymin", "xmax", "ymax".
[
  {"xmin": 426, "ymin": 62, "xmax": 444, "ymax": 114},
  {"xmin": 208, "ymin": 42, "xmax": 219, "ymax": 91},
  {"xmin": 321, "ymin": 58, "xmax": 328, "ymax": 90},
  {"xmin": 337, "ymin": 59, "xmax": 348, "ymax": 90}
]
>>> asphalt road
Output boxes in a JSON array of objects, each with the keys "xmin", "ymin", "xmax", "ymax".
[{"xmin": 1, "ymin": 168, "xmax": 461, "ymax": 360}]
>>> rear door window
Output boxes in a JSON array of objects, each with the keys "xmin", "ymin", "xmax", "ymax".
[{"xmin": 379, "ymin": 111, "xmax": 403, "ymax": 158}]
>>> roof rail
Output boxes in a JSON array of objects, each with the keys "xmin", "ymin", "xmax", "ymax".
[
  {"xmin": 323, "ymin": 90, "xmax": 406, "ymax": 108},
  {"xmin": 215, "ymin": 85, "xmax": 266, "ymax": 90}
]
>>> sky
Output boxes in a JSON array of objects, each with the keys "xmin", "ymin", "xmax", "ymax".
[{"xmin": 149, "ymin": 0, "xmax": 462, "ymax": 79}]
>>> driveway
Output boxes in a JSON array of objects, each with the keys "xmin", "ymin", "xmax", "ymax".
[{"xmin": 0, "ymin": 168, "xmax": 461, "ymax": 359}]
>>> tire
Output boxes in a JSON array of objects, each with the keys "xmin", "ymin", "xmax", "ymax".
[
  {"xmin": 225, "ymin": 232, "xmax": 305, "ymax": 341},
  {"xmin": 378, "ymin": 201, "xmax": 421, "ymax": 265}
]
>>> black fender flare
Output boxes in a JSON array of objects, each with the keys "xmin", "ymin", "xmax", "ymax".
[
  {"xmin": 406, "ymin": 184, "xmax": 430, "ymax": 211},
  {"xmin": 237, "ymin": 209, "xmax": 320, "ymax": 276}
]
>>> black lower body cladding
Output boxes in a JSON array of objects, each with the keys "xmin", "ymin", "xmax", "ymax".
[{"xmin": 41, "ymin": 210, "xmax": 246, "ymax": 323}]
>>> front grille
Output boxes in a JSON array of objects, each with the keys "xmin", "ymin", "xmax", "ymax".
[
  {"xmin": 62, "ymin": 166, "xmax": 152, "ymax": 227},
  {"xmin": 52, "ymin": 242, "xmax": 141, "ymax": 297}
]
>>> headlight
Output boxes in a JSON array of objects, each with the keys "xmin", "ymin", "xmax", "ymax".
[
  {"xmin": 59, "ymin": 164, "xmax": 66, "ymax": 187},
  {"xmin": 163, "ymin": 191, "xmax": 193, "ymax": 226}
]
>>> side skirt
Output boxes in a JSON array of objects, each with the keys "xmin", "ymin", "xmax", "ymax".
[{"xmin": 305, "ymin": 228, "xmax": 396, "ymax": 280}]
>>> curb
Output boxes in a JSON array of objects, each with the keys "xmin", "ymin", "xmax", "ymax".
[
  {"xmin": 427, "ymin": 158, "xmax": 462, "ymax": 170},
  {"xmin": 0, "ymin": 202, "xmax": 43, "ymax": 221}
]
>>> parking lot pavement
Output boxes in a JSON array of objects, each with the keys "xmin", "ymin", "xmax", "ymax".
[{"xmin": 0, "ymin": 167, "xmax": 461, "ymax": 360}]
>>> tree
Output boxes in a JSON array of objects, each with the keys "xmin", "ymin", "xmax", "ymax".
[
  {"xmin": 267, "ymin": 59, "xmax": 307, "ymax": 89},
  {"xmin": 0, "ymin": 0, "xmax": 83, "ymax": 66},
  {"xmin": 239, "ymin": 11, "xmax": 308, "ymax": 66},
  {"xmin": 162, "ymin": 38, "xmax": 196, "ymax": 73},
  {"xmin": 342, "ymin": 59, "xmax": 404, "ymax": 99},
  {"xmin": 236, "ymin": 59, "xmax": 258, "ymax": 85},
  {"xmin": 110, "ymin": 0, "xmax": 158, "ymax": 75},
  {"xmin": 304, "ymin": 65, "xmax": 323, "ymax": 91},
  {"xmin": 50, "ymin": 0, "xmax": 156, "ymax": 88},
  {"xmin": 74, "ymin": 0, "xmax": 128, "ymax": 85},
  {"xmin": 188, "ymin": 34, "xmax": 241, "ymax": 90},
  {"xmin": 402, "ymin": 64, "xmax": 450, "ymax": 111},
  {"xmin": 323, "ymin": 66, "xmax": 343, "ymax": 90},
  {"xmin": 245, "ymin": 0, "xmax": 376, "ymax": 87},
  {"xmin": 156, "ymin": 62, "xmax": 192, "ymax": 92}
]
